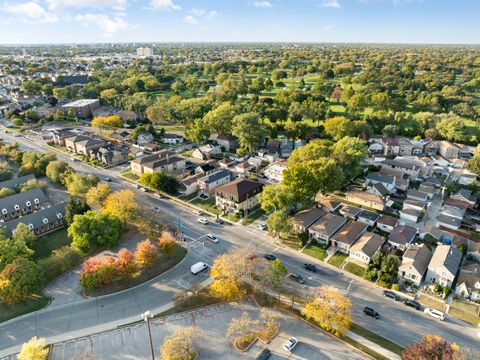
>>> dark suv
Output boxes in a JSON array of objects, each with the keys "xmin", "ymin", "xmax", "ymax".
[
  {"xmin": 403, "ymin": 299, "xmax": 421, "ymax": 310},
  {"xmin": 289, "ymin": 273, "xmax": 305, "ymax": 284},
  {"xmin": 383, "ymin": 290, "xmax": 400, "ymax": 301},
  {"xmin": 303, "ymin": 263, "xmax": 317, "ymax": 272},
  {"xmin": 256, "ymin": 349, "xmax": 271, "ymax": 360},
  {"xmin": 264, "ymin": 254, "xmax": 277, "ymax": 261},
  {"xmin": 363, "ymin": 307, "xmax": 380, "ymax": 319}
]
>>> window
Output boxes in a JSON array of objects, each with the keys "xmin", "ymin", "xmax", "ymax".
[{"xmin": 14, "ymin": 204, "xmax": 20, "ymax": 210}]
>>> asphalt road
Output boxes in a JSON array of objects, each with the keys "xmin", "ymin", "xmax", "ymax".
[{"xmin": 0, "ymin": 130, "xmax": 478, "ymax": 356}]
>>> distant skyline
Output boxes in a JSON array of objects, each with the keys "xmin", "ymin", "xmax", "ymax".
[{"xmin": 0, "ymin": 0, "xmax": 479, "ymax": 45}]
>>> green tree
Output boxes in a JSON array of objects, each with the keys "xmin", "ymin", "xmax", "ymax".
[
  {"xmin": 0, "ymin": 187, "xmax": 15, "ymax": 199},
  {"xmin": 267, "ymin": 211, "xmax": 293, "ymax": 237},
  {"xmin": 0, "ymin": 161, "xmax": 13, "ymax": 181},
  {"xmin": 202, "ymin": 102, "xmax": 238, "ymax": 135},
  {"xmin": 65, "ymin": 173, "xmax": 99, "ymax": 196},
  {"xmin": 0, "ymin": 235, "xmax": 33, "ymax": 272},
  {"xmin": 85, "ymin": 183, "xmax": 111, "ymax": 208},
  {"xmin": 263, "ymin": 258, "xmax": 288, "ymax": 292},
  {"xmin": 65, "ymin": 197, "xmax": 91, "ymax": 225},
  {"xmin": 324, "ymin": 116, "xmax": 353, "ymax": 140},
  {"xmin": 11, "ymin": 223, "xmax": 36, "ymax": 246},
  {"xmin": 45, "ymin": 160, "xmax": 72, "ymax": 184},
  {"xmin": 232, "ymin": 112, "xmax": 266, "ymax": 154},
  {"xmin": 139, "ymin": 172, "xmax": 178, "ymax": 195},
  {"xmin": 102, "ymin": 190, "xmax": 138, "ymax": 229},
  {"xmin": 185, "ymin": 119, "xmax": 210, "ymax": 144},
  {"xmin": 257, "ymin": 184, "xmax": 294, "ymax": 213},
  {"xmin": 0, "ymin": 258, "xmax": 44, "ymax": 304}
]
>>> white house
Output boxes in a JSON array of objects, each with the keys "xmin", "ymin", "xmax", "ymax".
[
  {"xmin": 455, "ymin": 263, "xmax": 480, "ymax": 301},
  {"xmin": 426, "ymin": 245, "xmax": 462, "ymax": 289},
  {"xmin": 388, "ymin": 225, "xmax": 417, "ymax": 251},
  {"xmin": 197, "ymin": 170, "xmax": 231, "ymax": 196},
  {"xmin": 365, "ymin": 172, "xmax": 396, "ymax": 193},
  {"xmin": 398, "ymin": 244, "xmax": 432, "ymax": 287},
  {"xmin": 162, "ymin": 134, "xmax": 184, "ymax": 145},
  {"xmin": 264, "ymin": 161, "xmax": 287, "ymax": 183},
  {"xmin": 349, "ymin": 232, "xmax": 384, "ymax": 265}
]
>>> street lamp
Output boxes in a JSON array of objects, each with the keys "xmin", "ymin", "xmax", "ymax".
[{"xmin": 141, "ymin": 310, "xmax": 155, "ymax": 360}]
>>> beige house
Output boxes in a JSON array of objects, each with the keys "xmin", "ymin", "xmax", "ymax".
[
  {"xmin": 398, "ymin": 244, "xmax": 432, "ymax": 287},
  {"xmin": 345, "ymin": 191, "xmax": 385, "ymax": 211},
  {"xmin": 76, "ymin": 138, "xmax": 106, "ymax": 156},
  {"xmin": 308, "ymin": 213, "xmax": 347, "ymax": 245},
  {"xmin": 438, "ymin": 141, "xmax": 459, "ymax": 160},
  {"xmin": 455, "ymin": 263, "xmax": 480, "ymax": 301},
  {"xmin": 215, "ymin": 179, "xmax": 263, "ymax": 214},
  {"xmin": 331, "ymin": 220, "xmax": 368, "ymax": 253},
  {"xmin": 426, "ymin": 245, "xmax": 462, "ymax": 288},
  {"xmin": 349, "ymin": 232, "xmax": 384, "ymax": 265},
  {"xmin": 130, "ymin": 151, "xmax": 186, "ymax": 177},
  {"xmin": 291, "ymin": 207, "xmax": 325, "ymax": 233}
]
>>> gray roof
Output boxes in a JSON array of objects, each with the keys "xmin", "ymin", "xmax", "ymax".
[
  {"xmin": 429, "ymin": 244, "xmax": 462, "ymax": 276},
  {"xmin": 453, "ymin": 188, "xmax": 474, "ymax": 201},
  {"xmin": 309, "ymin": 213, "xmax": 347, "ymax": 237},
  {"xmin": 358, "ymin": 210, "xmax": 381, "ymax": 222},
  {"xmin": 340, "ymin": 205, "xmax": 363, "ymax": 218},
  {"xmin": 400, "ymin": 244, "xmax": 432, "ymax": 275},
  {"xmin": 389, "ymin": 225, "xmax": 417, "ymax": 246},
  {"xmin": 407, "ymin": 189, "xmax": 429, "ymax": 201},
  {"xmin": 372, "ymin": 183, "xmax": 388, "ymax": 197},
  {"xmin": 0, "ymin": 174, "xmax": 35, "ymax": 190},
  {"xmin": 198, "ymin": 170, "xmax": 231, "ymax": 185},
  {"xmin": 350, "ymin": 232, "xmax": 384, "ymax": 258},
  {"xmin": 1, "ymin": 203, "xmax": 65, "ymax": 237},
  {"xmin": 437, "ymin": 214, "xmax": 462, "ymax": 228},
  {"xmin": 366, "ymin": 172, "xmax": 395, "ymax": 185},
  {"xmin": 332, "ymin": 220, "xmax": 368, "ymax": 246},
  {"xmin": 382, "ymin": 159, "xmax": 417, "ymax": 170},
  {"xmin": 0, "ymin": 188, "xmax": 48, "ymax": 214},
  {"xmin": 292, "ymin": 207, "xmax": 325, "ymax": 229}
]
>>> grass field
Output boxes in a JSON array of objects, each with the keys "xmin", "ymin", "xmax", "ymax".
[
  {"xmin": 303, "ymin": 243, "xmax": 328, "ymax": 262},
  {"xmin": 190, "ymin": 197, "xmax": 221, "ymax": 215},
  {"xmin": 418, "ymin": 293, "xmax": 444, "ymax": 311},
  {"xmin": 328, "ymin": 252, "xmax": 348, "ymax": 268},
  {"xmin": 344, "ymin": 262, "xmax": 366, "ymax": 277},
  {"xmin": 32, "ymin": 228, "xmax": 71, "ymax": 260},
  {"xmin": 450, "ymin": 299, "xmax": 480, "ymax": 326},
  {"xmin": 349, "ymin": 323, "xmax": 404, "ymax": 356},
  {"xmin": 0, "ymin": 294, "xmax": 50, "ymax": 323}
]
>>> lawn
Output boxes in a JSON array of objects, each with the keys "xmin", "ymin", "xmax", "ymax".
[
  {"xmin": 328, "ymin": 252, "xmax": 348, "ymax": 268},
  {"xmin": 190, "ymin": 197, "xmax": 221, "ymax": 215},
  {"xmin": 303, "ymin": 243, "xmax": 328, "ymax": 262},
  {"xmin": 0, "ymin": 294, "xmax": 50, "ymax": 323},
  {"xmin": 418, "ymin": 293, "xmax": 444, "ymax": 311},
  {"xmin": 241, "ymin": 208, "xmax": 265, "ymax": 226},
  {"xmin": 32, "ymin": 228, "xmax": 71, "ymax": 260},
  {"xmin": 349, "ymin": 323, "xmax": 404, "ymax": 356},
  {"xmin": 344, "ymin": 262, "xmax": 366, "ymax": 277},
  {"xmin": 450, "ymin": 299, "xmax": 480, "ymax": 326}
]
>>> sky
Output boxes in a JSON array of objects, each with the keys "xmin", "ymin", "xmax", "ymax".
[{"xmin": 0, "ymin": 0, "xmax": 479, "ymax": 44}]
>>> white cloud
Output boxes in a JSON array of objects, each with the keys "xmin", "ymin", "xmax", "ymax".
[
  {"xmin": 183, "ymin": 15, "xmax": 197, "ymax": 24},
  {"xmin": 206, "ymin": 10, "xmax": 219, "ymax": 19},
  {"xmin": 149, "ymin": 0, "xmax": 182, "ymax": 11},
  {"xmin": 323, "ymin": 24, "xmax": 334, "ymax": 32},
  {"xmin": 253, "ymin": 1, "xmax": 272, "ymax": 8},
  {"xmin": 190, "ymin": 8, "xmax": 206, "ymax": 17},
  {"xmin": 185, "ymin": 9, "xmax": 219, "ymax": 24},
  {"xmin": 46, "ymin": 0, "xmax": 127, "ymax": 11},
  {"xmin": 1, "ymin": 1, "xmax": 58, "ymax": 23},
  {"xmin": 321, "ymin": 0, "xmax": 341, "ymax": 8},
  {"xmin": 75, "ymin": 13, "xmax": 129, "ymax": 37}
]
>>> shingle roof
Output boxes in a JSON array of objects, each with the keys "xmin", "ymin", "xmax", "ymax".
[
  {"xmin": 366, "ymin": 172, "xmax": 395, "ymax": 185},
  {"xmin": 400, "ymin": 244, "xmax": 432, "ymax": 275},
  {"xmin": 428, "ymin": 245, "xmax": 462, "ymax": 276},
  {"xmin": 340, "ymin": 205, "xmax": 363, "ymax": 218},
  {"xmin": 0, "ymin": 174, "xmax": 35, "ymax": 190},
  {"xmin": 350, "ymin": 232, "xmax": 384, "ymax": 258},
  {"xmin": 437, "ymin": 214, "xmax": 462, "ymax": 228},
  {"xmin": 389, "ymin": 225, "xmax": 417, "ymax": 246},
  {"xmin": 215, "ymin": 178, "xmax": 263, "ymax": 203},
  {"xmin": 291, "ymin": 207, "xmax": 325, "ymax": 229},
  {"xmin": 406, "ymin": 189, "xmax": 429, "ymax": 201},
  {"xmin": 332, "ymin": 220, "xmax": 368, "ymax": 246},
  {"xmin": 358, "ymin": 210, "xmax": 381, "ymax": 222},
  {"xmin": 372, "ymin": 183, "xmax": 388, "ymax": 197},
  {"xmin": 198, "ymin": 170, "xmax": 231, "ymax": 185},
  {"xmin": 0, "ymin": 188, "xmax": 48, "ymax": 214},
  {"xmin": 382, "ymin": 159, "xmax": 417, "ymax": 170},
  {"xmin": 378, "ymin": 215, "xmax": 398, "ymax": 227},
  {"xmin": 309, "ymin": 213, "xmax": 347, "ymax": 237}
]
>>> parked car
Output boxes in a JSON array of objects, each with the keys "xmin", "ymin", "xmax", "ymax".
[
  {"xmin": 264, "ymin": 254, "xmax": 277, "ymax": 261},
  {"xmin": 206, "ymin": 234, "xmax": 219, "ymax": 243},
  {"xmin": 257, "ymin": 223, "xmax": 267, "ymax": 230},
  {"xmin": 140, "ymin": 187, "xmax": 148, "ymax": 192},
  {"xmin": 363, "ymin": 307, "xmax": 380, "ymax": 319},
  {"xmin": 256, "ymin": 348, "xmax": 271, "ymax": 360},
  {"xmin": 190, "ymin": 262, "xmax": 208, "ymax": 275},
  {"xmin": 403, "ymin": 299, "xmax": 421, "ymax": 310},
  {"xmin": 198, "ymin": 218, "xmax": 209, "ymax": 225},
  {"xmin": 133, "ymin": 183, "xmax": 140, "ymax": 188},
  {"xmin": 154, "ymin": 207, "xmax": 161, "ymax": 213},
  {"xmin": 282, "ymin": 337, "xmax": 299, "ymax": 353},
  {"xmin": 383, "ymin": 290, "xmax": 400, "ymax": 301},
  {"xmin": 70, "ymin": 157, "xmax": 78, "ymax": 162},
  {"xmin": 289, "ymin": 273, "xmax": 305, "ymax": 284},
  {"xmin": 424, "ymin": 308, "xmax": 445, "ymax": 321},
  {"xmin": 214, "ymin": 218, "xmax": 224, "ymax": 224},
  {"xmin": 193, "ymin": 210, "xmax": 203, "ymax": 216},
  {"xmin": 303, "ymin": 263, "xmax": 317, "ymax": 272},
  {"xmin": 104, "ymin": 178, "xmax": 111, "ymax": 182}
]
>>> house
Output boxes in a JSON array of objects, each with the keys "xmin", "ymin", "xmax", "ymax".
[
  {"xmin": 215, "ymin": 179, "xmax": 263, "ymax": 214},
  {"xmin": 130, "ymin": 151, "xmax": 186, "ymax": 177},
  {"xmin": 388, "ymin": 225, "xmax": 417, "ymax": 251},
  {"xmin": 381, "ymin": 159, "xmax": 420, "ymax": 180},
  {"xmin": 339, "ymin": 205, "xmax": 363, "ymax": 220},
  {"xmin": 315, "ymin": 196, "xmax": 342, "ymax": 213},
  {"xmin": 398, "ymin": 244, "xmax": 433, "ymax": 287},
  {"xmin": 331, "ymin": 220, "xmax": 369, "ymax": 253},
  {"xmin": 137, "ymin": 133, "xmax": 154, "ymax": 146},
  {"xmin": 349, "ymin": 232, "xmax": 384, "ymax": 265},
  {"xmin": 442, "ymin": 200, "xmax": 467, "ymax": 220},
  {"xmin": 467, "ymin": 242, "xmax": 480, "ymax": 261},
  {"xmin": 418, "ymin": 184, "xmax": 437, "ymax": 199},
  {"xmin": 437, "ymin": 141, "xmax": 460, "ymax": 160},
  {"xmin": 436, "ymin": 213, "xmax": 462, "ymax": 230},
  {"xmin": 264, "ymin": 161, "xmax": 287, "ymax": 183},
  {"xmin": 308, "ymin": 213, "xmax": 347, "ymax": 245},
  {"xmin": 97, "ymin": 148, "xmax": 128, "ymax": 165},
  {"xmin": 0, "ymin": 174, "xmax": 35, "ymax": 190},
  {"xmin": 368, "ymin": 141, "xmax": 383, "ymax": 154},
  {"xmin": 368, "ymin": 183, "xmax": 389, "ymax": 198},
  {"xmin": 451, "ymin": 189, "xmax": 477, "ymax": 208},
  {"xmin": 403, "ymin": 199, "xmax": 427, "ymax": 212},
  {"xmin": 423, "ymin": 141, "xmax": 438, "ymax": 156},
  {"xmin": 162, "ymin": 134, "xmax": 184, "ymax": 145},
  {"xmin": 458, "ymin": 173, "xmax": 477, "ymax": 187},
  {"xmin": 1, "ymin": 203, "xmax": 65, "ymax": 238},
  {"xmin": 365, "ymin": 173, "xmax": 396, "ymax": 193},
  {"xmin": 192, "ymin": 143, "xmax": 222, "ymax": 160},
  {"xmin": 398, "ymin": 138, "xmax": 414, "ymax": 156},
  {"xmin": 291, "ymin": 207, "xmax": 325, "ymax": 233},
  {"xmin": 76, "ymin": 138, "xmax": 106, "ymax": 156},
  {"xmin": 400, "ymin": 208, "xmax": 423, "ymax": 223},
  {"xmin": 345, "ymin": 191, "xmax": 385, "ymax": 211},
  {"xmin": 410, "ymin": 140, "xmax": 424, "ymax": 156},
  {"xmin": 426, "ymin": 244, "xmax": 462, "ymax": 288},
  {"xmin": 52, "ymin": 129, "xmax": 76, "ymax": 146},
  {"xmin": 215, "ymin": 135, "xmax": 239, "ymax": 152},
  {"xmin": 377, "ymin": 215, "xmax": 398, "ymax": 233},
  {"xmin": 456, "ymin": 143, "xmax": 473, "ymax": 160},
  {"xmin": 357, "ymin": 210, "xmax": 381, "ymax": 227},
  {"xmin": 195, "ymin": 163, "xmax": 216, "ymax": 176},
  {"xmin": 64, "ymin": 135, "xmax": 90, "ymax": 153},
  {"xmin": 379, "ymin": 167, "xmax": 410, "ymax": 191},
  {"xmin": 144, "ymin": 143, "xmax": 160, "ymax": 152},
  {"xmin": 455, "ymin": 263, "xmax": 480, "ymax": 301},
  {"xmin": 197, "ymin": 170, "xmax": 231, "ymax": 196},
  {"xmin": 406, "ymin": 189, "xmax": 429, "ymax": 202},
  {"xmin": 62, "ymin": 99, "xmax": 100, "ymax": 118},
  {"xmin": 0, "ymin": 189, "xmax": 49, "ymax": 222},
  {"xmin": 178, "ymin": 174, "xmax": 202, "ymax": 196},
  {"xmin": 381, "ymin": 137, "xmax": 400, "ymax": 156}
]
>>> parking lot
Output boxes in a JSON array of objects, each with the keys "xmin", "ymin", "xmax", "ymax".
[{"xmin": 49, "ymin": 301, "xmax": 366, "ymax": 360}]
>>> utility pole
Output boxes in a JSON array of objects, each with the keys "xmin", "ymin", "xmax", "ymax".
[{"xmin": 141, "ymin": 311, "xmax": 155, "ymax": 360}]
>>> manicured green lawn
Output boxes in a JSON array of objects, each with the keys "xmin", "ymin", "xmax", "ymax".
[
  {"xmin": 349, "ymin": 323, "xmax": 404, "ymax": 356},
  {"xmin": 344, "ymin": 262, "xmax": 366, "ymax": 277},
  {"xmin": 190, "ymin": 197, "xmax": 221, "ymax": 215},
  {"xmin": 450, "ymin": 299, "xmax": 480, "ymax": 326},
  {"xmin": 241, "ymin": 208, "xmax": 265, "ymax": 225},
  {"xmin": 0, "ymin": 294, "xmax": 50, "ymax": 323},
  {"xmin": 32, "ymin": 228, "xmax": 71, "ymax": 260},
  {"xmin": 328, "ymin": 253, "xmax": 348, "ymax": 268},
  {"xmin": 303, "ymin": 243, "xmax": 328, "ymax": 262}
]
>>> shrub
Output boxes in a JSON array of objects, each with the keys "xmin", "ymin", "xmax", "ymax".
[
  {"xmin": 433, "ymin": 284, "xmax": 443, "ymax": 293},
  {"xmin": 79, "ymin": 257, "xmax": 118, "ymax": 289},
  {"xmin": 391, "ymin": 284, "xmax": 399, "ymax": 291},
  {"xmin": 134, "ymin": 240, "xmax": 158, "ymax": 268},
  {"xmin": 37, "ymin": 247, "xmax": 82, "ymax": 282}
]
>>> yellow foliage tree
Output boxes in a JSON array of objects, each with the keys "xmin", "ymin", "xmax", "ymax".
[
  {"xmin": 17, "ymin": 336, "xmax": 49, "ymax": 360},
  {"xmin": 92, "ymin": 115, "xmax": 123, "ymax": 131},
  {"xmin": 160, "ymin": 327, "xmax": 198, "ymax": 360},
  {"xmin": 210, "ymin": 277, "xmax": 245, "ymax": 301},
  {"xmin": 156, "ymin": 232, "xmax": 177, "ymax": 257},
  {"xmin": 301, "ymin": 286, "xmax": 352, "ymax": 336},
  {"xmin": 102, "ymin": 189, "xmax": 138, "ymax": 228},
  {"xmin": 85, "ymin": 182, "xmax": 111, "ymax": 208}
]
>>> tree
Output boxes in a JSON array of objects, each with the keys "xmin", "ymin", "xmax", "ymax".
[
  {"xmin": 466, "ymin": 145, "xmax": 480, "ymax": 176},
  {"xmin": 134, "ymin": 240, "xmax": 158, "ymax": 268},
  {"xmin": 65, "ymin": 173, "xmax": 99, "ymax": 196},
  {"xmin": 45, "ymin": 160, "xmax": 71, "ymax": 184},
  {"xmin": 232, "ymin": 112, "xmax": 266, "ymax": 154},
  {"xmin": 257, "ymin": 184, "xmax": 294, "ymax": 213},
  {"xmin": 157, "ymin": 232, "xmax": 177, "ymax": 257},
  {"xmin": 65, "ymin": 197, "xmax": 91, "ymax": 225},
  {"xmin": 301, "ymin": 286, "xmax": 352, "ymax": 336},
  {"xmin": 282, "ymin": 162, "xmax": 319, "ymax": 202},
  {"xmin": 116, "ymin": 248, "xmax": 137, "ymax": 280},
  {"xmin": 402, "ymin": 335, "xmax": 462, "ymax": 360},
  {"xmin": 267, "ymin": 211, "xmax": 293, "ymax": 237},
  {"xmin": 226, "ymin": 312, "xmax": 260, "ymax": 343},
  {"xmin": 68, "ymin": 211, "xmax": 123, "ymax": 253},
  {"xmin": 91, "ymin": 115, "xmax": 123, "ymax": 131},
  {"xmin": 0, "ymin": 187, "xmax": 15, "ymax": 199},
  {"xmin": 324, "ymin": 116, "xmax": 353, "ymax": 140},
  {"xmin": 79, "ymin": 257, "xmax": 118, "ymax": 289},
  {"xmin": 17, "ymin": 336, "xmax": 49, "ymax": 360},
  {"xmin": 263, "ymin": 258, "xmax": 287, "ymax": 293},
  {"xmin": 0, "ymin": 235, "xmax": 33, "ymax": 272},
  {"xmin": 202, "ymin": 102, "xmax": 238, "ymax": 135},
  {"xmin": 85, "ymin": 183, "xmax": 111, "ymax": 208},
  {"xmin": 11, "ymin": 223, "xmax": 36, "ymax": 246},
  {"xmin": 0, "ymin": 258, "xmax": 44, "ymax": 304},
  {"xmin": 0, "ymin": 161, "xmax": 13, "ymax": 181},
  {"xmin": 139, "ymin": 172, "xmax": 178, "ymax": 195},
  {"xmin": 160, "ymin": 327, "xmax": 198, "ymax": 360},
  {"xmin": 102, "ymin": 190, "xmax": 138, "ymax": 228},
  {"xmin": 185, "ymin": 119, "xmax": 210, "ymax": 144}
]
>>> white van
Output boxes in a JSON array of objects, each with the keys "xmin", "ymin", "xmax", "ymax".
[
  {"xmin": 424, "ymin": 307, "xmax": 445, "ymax": 321},
  {"xmin": 191, "ymin": 262, "xmax": 208, "ymax": 275}
]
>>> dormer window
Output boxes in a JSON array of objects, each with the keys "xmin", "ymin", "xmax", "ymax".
[
  {"xmin": 42, "ymin": 218, "xmax": 49, "ymax": 224},
  {"xmin": 56, "ymin": 213, "xmax": 63, "ymax": 219},
  {"xmin": 28, "ymin": 224, "xmax": 34, "ymax": 230},
  {"xmin": 14, "ymin": 205, "xmax": 20, "ymax": 211},
  {"xmin": 26, "ymin": 201, "xmax": 31, "ymax": 206},
  {"xmin": 2, "ymin": 209, "xmax": 7, "ymax": 214},
  {"xmin": 34, "ymin": 198, "xmax": 39, "ymax": 204}
]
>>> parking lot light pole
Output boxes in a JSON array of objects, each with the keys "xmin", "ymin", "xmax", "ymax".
[{"xmin": 141, "ymin": 310, "xmax": 155, "ymax": 360}]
